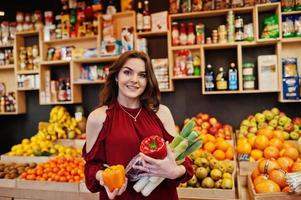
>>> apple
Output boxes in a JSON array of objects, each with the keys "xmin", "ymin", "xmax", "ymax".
[
  {"xmin": 294, "ymin": 124, "xmax": 300, "ymax": 132},
  {"xmin": 201, "ymin": 122, "xmax": 210, "ymax": 129},
  {"xmin": 290, "ymin": 131, "xmax": 300, "ymax": 140},
  {"xmin": 258, "ymin": 122, "xmax": 268, "ymax": 130},
  {"xmin": 248, "ymin": 115, "xmax": 257, "ymax": 123},
  {"xmin": 266, "ymin": 125, "xmax": 274, "ymax": 130},
  {"xmin": 224, "ymin": 129, "xmax": 232, "ymax": 137},
  {"xmin": 279, "ymin": 112, "xmax": 286, "ymax": 117},
  {"xmin": 225, "ymin": 135, "xmax": 231, "ymax": 140},
  {"xmin": 216, "ymin": 129, "xmax": 225, "ymax": 138},
  {"xmin": 200, "ymin": 114, "xmax": 209, "ymax": 121},
  {"xmin": 249, "ymin": 121, "xmax": 257, "ymax": 128},
  {"xmin": 279, "ymin": 116, "xmax": 289, "ymax": 126},
  {"xmin": 276, "ymin": 126, "xmax": 284, "ymax": 131},
  {"xmin": 213, "ymin": 122, "xmax": 222, "ymax": 129},
  {"xmin": 196, "ymin": 118, "xmax": 203, "ymax": 126},
  {"xmin": 209, "ymin": 117, "xmax": 218, "ymax": 126},
  {"xmin": 247, "ymin": 133, "xmax": 256, "ymax": 139},
  {"xmin": 241, "ymin": 119, "xmax": 250, "ymax": 127},
  {"xmin": 263, "ymin": 110, "xmax": 274, "ymax": 121},
  {"xmin": 223, "ymin": 124, "xmax": 233, "ymax": 132},
  {"xmin": 201, "ymin": 129, "xmax": 208, "ymax": 135},
  {"xmin": 255, "ymin": 113, "xmax": 266, "ymax": 123},
  {"xmin": 292, "ymin": 117, "xmax": 301, "ymax": 127},
  {"xmin": 268, "ymin": 119, "xmax": 278, "ymax": 128},
  {"xmin": 208, "ymin": 127, "xmax": 218, "ymax": 135},
  {"xmin": 284, "ymin": 123, "xmax": 294, "ymax": 132},
  {"xmin": 283, "ymin": 131, "xmax": 290, "ymax": 140},
  {"xmin": 248, "ymin": 126, "xmax": 258, "ymax": 134},
  {"xmin": 196, "ymin": 113, "xmax": 203, "ymax": 119},
  {"xmin": 271, "ymin": 107, "xmax": 280, "ymax": 116}
]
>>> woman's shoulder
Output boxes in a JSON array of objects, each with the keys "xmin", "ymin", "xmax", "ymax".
[
  {"xmin": 155, "ymin": 104, "xmax": 177, "ymax": 137},
  {"xmin": 87, "ymin": 105, "xmax": 108, "ymax": 125},
  {"xmin": 156, "ymin": 104, "xmax": 172, "ymax": 119}
]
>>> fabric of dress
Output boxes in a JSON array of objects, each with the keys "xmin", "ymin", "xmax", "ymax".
[{"xmin": 82, "ymin": 101, "xmax": 193, "ymax": 200}]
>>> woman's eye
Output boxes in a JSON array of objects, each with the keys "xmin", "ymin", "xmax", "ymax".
[
  {"xmin": 123, "ymin": 70, "xmax": 130, "ymax": 75},
  {"xmin": 139, "ymin": 74, "xmax": 147, "ymax": 78}
]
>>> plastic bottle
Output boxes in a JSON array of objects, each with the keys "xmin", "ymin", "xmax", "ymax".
[
  {"xmin": 228, "ymin": 63, "xmax": 238, "ymax": 90},
  {"xmin": 216, "ymin": 67, "xmax": 228, "ymax": 90},
  {"xmin": 205, "ymin": 64, "xmax": 215, "ymax": 91}
]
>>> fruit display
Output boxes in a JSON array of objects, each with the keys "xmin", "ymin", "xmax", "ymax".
[
  {"xmin": 237, "ymin": 108, "xmax": 300, "ymax": 140},
  {"xmin": 183, "ymin": 113, "xmax": 233, "ymax": 140},
  {"xmin": 237, "ymin": 128, "xmax": 301, "ymax": 162},
  {"xmin": 180, "ymin": 151, "xmax": 235, "ymax": 190},
  {"xmin": 250, "ymin": 157, "xmax": 301, "ymax": 193},
  {"xmin": 0, "ymin": 162, "xmax": 37, "ymax": 179},
  {"xmin": 20, "ymin": 157, "xmax": 84, "ymax": 182}
]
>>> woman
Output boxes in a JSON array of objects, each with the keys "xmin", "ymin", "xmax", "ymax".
[{"xmin": 83, "ymin": 50, "xmax": 193, "ymax": 200}]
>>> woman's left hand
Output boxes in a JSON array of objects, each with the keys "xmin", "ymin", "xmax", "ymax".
[{"xmin": 134, "ymin": 142, "xmax": 186, "ymax": 180}]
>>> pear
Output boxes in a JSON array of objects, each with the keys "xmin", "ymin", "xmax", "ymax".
[
  {"xmin": 221, "ymin": 178, "xmax": 233, "ymax": 189},
  {"xmin": 195, "ymin": 167, "xmax": 208, "ymax": 180},
  {"xmin": 187, "ymin": 175, "xmax": 198, "ymax": 187},
  {"xmin": 201, "ymin": 177, "xmax": 215, "ymax": 188},
  {"xmin": 215, "ymin": 179, "xmax": 223, "ymax": 189},
  {"xmin": 210, "ymin": 169, "xmax": 222, "ymax": 181}
]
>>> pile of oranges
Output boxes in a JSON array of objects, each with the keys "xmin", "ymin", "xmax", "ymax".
[
  {"xmin": 237, "ymin": 128, "xmax": 300, "ymax": 162},
  {"xmin": 251, "ymin": 158, "xmax": 301, "ymax": 193},
  {"xmin": 20, "ymin": 156, "xmax": 84, "ymax": 182},
  {"xmin": 201, "ymin": 134, "xmax": 234, "ymax": 160}
]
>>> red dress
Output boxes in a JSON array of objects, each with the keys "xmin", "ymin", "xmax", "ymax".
[{"xmin": 82, "ymin": 101, "xmax": 193, "ymax": 200}]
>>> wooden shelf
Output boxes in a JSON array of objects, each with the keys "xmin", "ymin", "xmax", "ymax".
[
  {"xmin": 0, "ymin": 64, "xmax": 14, "ymax": 70},
  {"xmin": 43, "ymin": 36, "xmax": 97, "ymax": 44},
  {"xmin": 172, "ymin": 75, "xmax": 202, "ymax": 80},
  {"xmin": 281, "ymin": 10, "xmax": 301, "ymax": 15},
  {"xmin": 136, "ymin": 31, "xmax": 168, "ymax": 37},
  {"xmin": 240, "ymin": 89, "xmax": 279, "ymax": 93},
  {"xmin": 15, "ymin": 30, "xmax": 39, "ymax": 37},
  {"xmin": 160, "ymin": 88, "xmax": 174, "ymax": 92},
  {"xmin": 256, "ymin": 2, "xmax": 280, "ymax": 12},
  {"xmin": 171, "ymin": 44, "xmax": 200, "ymax": 51},
  {"xmin": 73, "ymin": 80, "xmax": 106, "ymax": 85},
  {"xmin": 72, "ymin": 56, "xmax": 119, "ymax": 63},
  {"xmin": 40, "ymin": 101, "xmax": 76, "ymax": 105},
  {"xmin": 17, "ymin": 88, "xmax": 39, "ymax": 91},
  {"xmin": 41, "ymin": 60, "xmax": 70, "ymax": 66},
  {"xmin": 279, "ymin": 99, "xmax": 301, "ymax": 103},
  {"xmin": 0, "ymin": 111, "xmax": 25, "ymax": 115},
  {"xmin": 281, "ymin": 37, "xmax": 301, "ymax": 43},
  {"xmin": 203, "ymin": 89, "xmax": 279, "ymax": 95},
  {"xmin": 170, "ymin": 6, "xmax": 253, "ymax": 20},
  {"xmin": 0, "ymin": 44, "xmax": 14, "ymax": 48},
  {"xmin": 203, "ymin": 43, "xmax": 238, "ymax": 49},
  {"xmin": 256, "ymin": 38, "xmax": 280, "ymax": 44},
  {"xmin": 16, "ymin": 70, "xmax": 39, "ymax": 75}
]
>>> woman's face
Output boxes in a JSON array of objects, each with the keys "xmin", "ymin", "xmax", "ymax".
[{"xmin": 116, "ymin": 58, "xmax": 147, "ymax": 100}]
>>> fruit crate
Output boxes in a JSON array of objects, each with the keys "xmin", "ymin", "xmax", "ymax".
[
  {"xmin": 247, "ymin": 175, "xmax": 301, "ymax": 200},
  {"xmin": 177, "ymin": 162, "xmax": 238, "ymax": 200},
  {"xmin": 0, "ymin": 178, "xmax": 16, "ymax": 188},
  {"xmin": 79, "ymin": 182, "xmax": 99, "ymax": 199},
  {"xmin": 0, "ymin": 154, "xmax": 51, "ymax": 164},
  {"xmin": 56, "ymin": 139, "xmax": 85, "ymax": 149},
  {"xmin": 16, "ymin": 179, "xmax": 79, "ymax": 192},
  {"xmin": 239, "ymin": 161, "xmax": 258, "ymax": 176}
]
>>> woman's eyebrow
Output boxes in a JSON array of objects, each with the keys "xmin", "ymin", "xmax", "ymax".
[{"xmin": 122, "ymin": 66, "xmax": 146, "ymax": 73}]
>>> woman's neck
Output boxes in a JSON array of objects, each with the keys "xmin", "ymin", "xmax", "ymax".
[{"xmin": 117, "ymin": 96, "xmax": 141, "ymax": 109}]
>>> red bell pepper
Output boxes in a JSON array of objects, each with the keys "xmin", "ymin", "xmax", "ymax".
[{"xmin": 140, "ymin": 135, "xmax": 167, "ymax": 159}]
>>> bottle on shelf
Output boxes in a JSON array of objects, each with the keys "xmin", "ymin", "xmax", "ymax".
[
  {"xmin": 171, "ymin": 22, "xmax": 180, "ymax": 46},
  {"xmin": 187, "ymin": 22, "xmax": 196, "ymax": 45},
  {"xmin": 58, "ymin": 78, "xmax": 67, "ymax": 102},
  {"xmin": 216, "ymin": 67, "xmax": 228, "ymax": 91},
  {"xmin": 205, "ymin": 64, "xmax": 215, "ymax": 91},
  {"xmin": 143, "ymin": 0, "xmax": 151, "ymax": 32},
  {"xmin": 179, "ymin": 23, "xmax": 187, "ymax": 45},
  {"xmin": 228, "ymin": 63, "xmax": 238, "ymax": 90},
  {"xmin": 136, "ymin": 1, "xmax": 144, "ymax": 33},
  {"xmin": 66, "ymin": 79, "xmax": 71, "ymax": 101}
]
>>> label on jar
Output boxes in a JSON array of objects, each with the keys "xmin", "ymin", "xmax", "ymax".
[{"xmin": 243, "ymin": 67, "xmax": 254, "ymax": 76}]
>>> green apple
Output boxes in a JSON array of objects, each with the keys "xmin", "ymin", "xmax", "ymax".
[
  {"xmin": 283, "ymin": 131, "xmax": 290, "ymax": 140},
  {"xmin": 248, "ymin": 126, "xmax": 258, "ymax": 134},
  {"xmin": 258, "ymin": 122, "xmax": 268, "ymax": 130},
  {"xmin": 276, "ymin": 126, "xmax": 284, "ymax": 131},
  {"xmin": 279, "ymin": 116, "xmax": 289, "ymax": 126},
  {"xmin": 294, "ymin": 124, "xmax": 300, "ymax": 132},
  {"xmin": 263, "ymin": 110, "xmax": 274, "ymax": 121},
  {"xmin": 247, "ymin": 133, "xmax": 256, "ymax": 139},
  {"xmin": 290, "ymin": 131, "xmax": 300, "ymax": 140},
  {"xmin": 268, "ymin": 119, "xmax": 278, "ymax": 128},
  {"xmin": 271, "ymin": 107, "xmax": 280, "ymax": 116},
  {"xmin": 255, "ymin": 113, "xmax": 266, "ymax": 123},
  {"xmin": 241, "ymin": 120, "xmax": 250, "ymax": 127}
]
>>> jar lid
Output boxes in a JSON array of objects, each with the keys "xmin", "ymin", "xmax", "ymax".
[
  {"xmin": 243, "ymin": 76, "xmax": 256, "ymax": 81},
  {"xmin": 243, "ymin": 62, "xmax": 255, "ymax": 68}
]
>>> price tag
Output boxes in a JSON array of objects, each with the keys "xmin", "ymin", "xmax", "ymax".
[{"xmin": 239, "ymin": 153, "xmax": 250, "ymax": 161}]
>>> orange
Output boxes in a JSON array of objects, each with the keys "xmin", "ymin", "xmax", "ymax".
[
  {"xmin": 258, "ymin": 159, "xmax": 280, "ymax": 174},
  {"xmin": 283, "ymin": 141, "xmax": 297, "ymax": 149},
  {"xmin": 263, "ymin": 146, "xmax": 280, "ymax": 159},
  {"xmin": 248, "ymin": 136, "xmax": 256, "ymax": 148},
  {"xmin": 216, "ymin": 137, "xmax": 225, "ymax": 143},
  {"xmin": 272, "ymin": 130, "xmax": 285, "ymax": 141},
  {"xmin": 251, "ymin": 149, "xmax": 263, "ymax": 161},
  {"xmin": 237, "ymin": 138, "xmax": 248, "ymax": 146},
  {"xmin": 254, "ymin": 135, "xmax": 269, "ymax": 150},
  {"xmin": 251, "ymin": 168, "xmax": 261, "ymax": 181},
  {"xmin": 282, "ymin": 147, "xmax": 299, "ymax": 161},
  {"xmin": 255, "ymin": 180, "xmax": 281, "ymax": 193},
  {"xmin": 258, "ymin": 128, "xmax": 274, "ymax": 140},
  {"xmin": 225, "ymin": 147, "xmax": 234, "ymax": 160},
  {"xmin": 277, "ymin": 157, "xmax": 294, "ymax": 172},
  {"xmin": 216, "ymin": 140, "xmax": 230, "ymax": 151},
  {"xmin": 269, "ymin": 138, "xmax": 283, "ymax": 150},
  {"xmin": 237, "ymin": 142, "xmax": 252, "ymax": 154},
  {"xmin": 203, "ymin": 142, "xmax": 216, "ymax": 153},
  {"xmin": 206, "ymin": 134, "xmax": 216, "ymax": 143},
  {"xmin": 213, "ymin": 149, "xmax": 226, "ymax": 160},
  {"xmin": 268, "ymin": 169, "xmax": 287, "ymax": 188},
  {"xmin": 291, "ymin": 162, "xmax": 301, "ymax": 172},
  {"xmin": 282, "ymin": 186, "xmax": 293, "ymax": 192},
  {"xmin": 253, "ymin": 175, "xmax": 268, "ymax": 186}
]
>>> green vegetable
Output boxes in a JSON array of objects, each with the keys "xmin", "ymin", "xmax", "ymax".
[
  {"xmin": 180, "ymin": 120, "xmax": 196, "ymax": 138},
  {"xmin": 186, "ymin": 131, "xmax": 199, "ymax": 144},
  {"xmin": 176, "ymin": 140, "xmax": 203, "ymax": 161},
  {"xmin": 169, "ymin": 134, "xmax": 185, "ymax": 149}
]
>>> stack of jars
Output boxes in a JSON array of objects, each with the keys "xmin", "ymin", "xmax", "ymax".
[
  {"xmin": 227, "ymin": 11, "xmax": 235, "ymax": 43},
  {"xmin": 242, "ymin": 62, "xmax": 256, "ymax": 90},
  {"xmin": 218, "ymin": 25, "xmax": 227, "ymax": 43}
]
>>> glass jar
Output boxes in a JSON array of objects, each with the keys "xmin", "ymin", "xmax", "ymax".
[{"xmin": 172, "ymin": 22, "xmax": 180, "ymax": 46}]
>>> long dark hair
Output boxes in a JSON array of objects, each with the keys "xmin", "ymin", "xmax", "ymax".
[{"xmin": 99, "ymin": 50, "xmax": 161, "ymax": 112}]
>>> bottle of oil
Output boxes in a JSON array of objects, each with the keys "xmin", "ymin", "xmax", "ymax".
[
  {"xmin": 216, "ymin": 67, "xmax": 228, "ymax": 90},
  {"xmin": 205, "ymin": 64, "xmax": 215, "ymax": 91},
  {"xmin": 228, "ymin": 63, "xmax": 238, "ymax": 90}
]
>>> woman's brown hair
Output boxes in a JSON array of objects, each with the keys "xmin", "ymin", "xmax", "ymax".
[{"xmin": 99, "ymin": 50, "xmax": 161, "ymax": 111}]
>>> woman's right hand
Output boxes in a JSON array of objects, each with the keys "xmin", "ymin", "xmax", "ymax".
[{"xmin": 97, "ymin": 170, "xmax": 128, "ymax": 199}]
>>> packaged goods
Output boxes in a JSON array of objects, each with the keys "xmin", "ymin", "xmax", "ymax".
[
  {"xmin": 195, "ymin": 23, "xmax": 205, "ymax": 44},
  {"xmin": 181, "ymin": 0, "xmax": 192, "ymax": 13},
  {"xmin": 231, "ymin": 0, "xmax": 244, "ymax": 8},
  {"xmin": 261, "ymin": 15, "xmax": 279, "ymax": 39},
  {"xmin": 151, "ymin": 11, "xmax": 168, "ymax": 32},
  {"xmin": 244, "ymin": 23, "xmax": 254, "ymax": 41},
  {"xmin": 216, "ymin": 67, "xmax": 227, "ymax": 90},
  {"xmin": 297, "ymin": 0, "xmax": 301, "ymax": 10},
  {"xmin": 228, "ymin": 63, "xmax": 238, "ymax": 90},
  {"xmin": 283, "ymin": 77, "xmax": 300, "ymax": 99},
  {"xmin": 121, "ymin": 26, "xmax": 134, "ymax": 53},
  {"xmin": 192, "ymin": 0, "xmax": 203, "ymax": 11},
  {"xmin": 243, "ymin": 76, "xmax": 255, "ymax": 90},
  {"xmin": 282, "ymin": 0, "xmax": 295, "ymax": 12},
  {"xmin": 203, "ymin": 0, "xmax": 214, "ymax": 11},
  {"xmin": 243, "ymin": 62, "xmax": 255, "ymax": 76},
  {"xmin": 282, "ymin": 57, "xmax": 298, "ymax": 78},
  {"xmin": 244, "ymin": 0, "xmax": 256, "ymax": 6},
  {"xmin": 169, "ymin": 0, "xmax": 180, "ymax": 14},
  {"xmin": 257, "ymin": 55, "xmax": 278, "ymax": 91},
  {"xmin": 172, "ymin": 22, "xmax": 180, "ymax": 45},
  {"xmin": 295, "ymin": 15, "xmax": 301, "ymax": 36},
  {"xmin": 282, "ymin": 15, "xmax": 295, "ymax": 38}
]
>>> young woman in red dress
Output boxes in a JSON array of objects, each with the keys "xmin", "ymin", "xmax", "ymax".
[{"xmin": 83, "ymin": 50, "xmax": 193, "ymax": 200}]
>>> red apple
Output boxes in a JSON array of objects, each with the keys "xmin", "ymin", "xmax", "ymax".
[
  {"xmin": 216, "ymin": 131, "xmax": 225, "ymax": 139},
  {"xmin": 208, "ymin": 127, "xmax": 218, "ymax": 135},
  {"xmin": 201, "ymin": 129, "xmax": 208, "ymax": 135},
  {"xmin": 213, "ymin": 122, "xmax": 222, "ymax": 129},
  {"xmin": 223, "ymin": 124, "xmax": 233, "ymax": 133},
  {"xmin": 201, "ymin": 121, "xmax": 210, "ymax": 129},
  {"xmin": 209, "ymin": 117, "xmax": 218, "ymax": 126},
  {"xmin": 196, "ymin": 113, "xmax": 203, "ymax": 119},
  {"xmin": 200, "ymin": 114, "xmax": 209, "ymax": 121},
  {"xmin": 196, "ymin": 118, "xmax": 203, "ymax": 126},
  {"xmin": 292, "ymin": 117, "xmax": 301, "ymax": 126}
]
